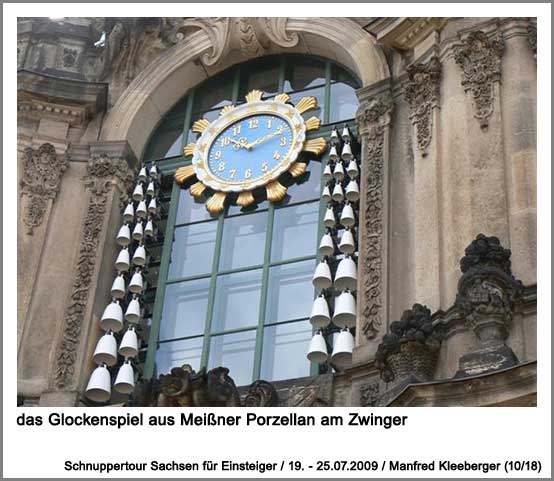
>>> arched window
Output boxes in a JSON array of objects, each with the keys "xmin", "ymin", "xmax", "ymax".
[{"xmin": 142, "ymin": 55, "xmax": 360, "ymax": 385}]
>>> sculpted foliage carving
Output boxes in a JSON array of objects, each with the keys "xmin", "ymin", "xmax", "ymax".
[
  {"xmin": 403, "ymin": 57, "xmax": 441, "ymax": 156},
  {"xmin": 454, "ymin": 30, "xmax": 505, "ymax": 129},
  {"xmin": 20, "ymin": 143, "xmax": 69, "ymax": 235}
]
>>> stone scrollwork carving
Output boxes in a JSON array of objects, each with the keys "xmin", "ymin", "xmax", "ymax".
[
  {"xmin": 527, "ymin": 25, "xmax": 537, "ymax": 59},
  {"xmin": 356, "ymin": 95, "xmax": 393, "ymax": 340},
  {"xmin": 359, "ymin": 382, "xmax": 380, "ymax": 407},
  {"xmin": 403, "ymin": 56, "xmax": 441, "ymax": 156},
  {"xmin": 454, "ymin": 30, "xmax": 505, "ymax": 130},
  {"xmin": 181, "ymin": 17, "xmax": 299, "ymax": 67},
  {"xmin": 20, "ymin": 143, "xmax": 69, "ymax": 235},
  {"xmin": 54, "ymin": 154, "xmax": 133, "ymax": 390}
]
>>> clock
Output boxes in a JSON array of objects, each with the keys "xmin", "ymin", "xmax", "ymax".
[{"xmin": 174, "ymin": 89, "xmax": 327, "ymax": 214}]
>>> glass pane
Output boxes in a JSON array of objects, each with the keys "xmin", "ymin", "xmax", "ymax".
[
  {"xmin": 271, "ymin": 202, "xmax": 319, "ymax": 262},
  {"xmin": 208, "ymin": 330, "xmax": 256, "ymax": 386},
  {"xmin": 144, "ymin": 115, "xmax": 184, "ymax": 160},
  {"xmin": 261, "ymin": 320, "xmax": 312, "ymax": 381},
  {"xmin": 176, "ymin": 189, "xmax": 213, "ymax": 224},
  {"xmin": 241, "ymin": 57, "xmax": 280, "ymax": 97},
  {"xmin": 284, "ymin": 159, "xmax": 322, "ymax": 204},
  {"xmin": 288, "ymin": 86, "xmax": 324, "ymax": 121},
  {"xmin": 168, "ymin": 222, "xmax": 217, "ymax": 279},
  {"xmin": 159, "ymin": 278, "xmax": 210, "ymax": 340},
  {"xmin": 193, "ymin": 69, "xmax": 234, "ymax": 112},
  {"xmin": 266, "ymin": 260, "xmax": 315, "ymax": 323},
  {"xmin": 156, "ymin": 337, "xmax": 203, "ymax": 375},
  {"xmin": 329, "ymin": 82, "xmax": 359, "ymax": 124},
  {"xmin": 211, "ymin": 270, "xmax": 262, "ymax": 332},
  {"xmin": 284, "ymin": 58, "xmax": 326, "ymax": 92},
  {"xmin": 332, "ymin": 64, "xmax": 359, "ymax": 88},
  {"xmin": 219, "ymin": 212, "xmax": 267, "ymax": 270}
]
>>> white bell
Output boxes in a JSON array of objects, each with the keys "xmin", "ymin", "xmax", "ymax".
[
  {"xmin": 113, "ymin": 361, "xmax": 135, "ymax": 394},
  {"xmin": 149, "ymin": 164, "xmax": 159, "ymax": 179},
  {"xmin": 321, "ymin": 184, "xmax": 331, "ymax": 202},
  {"xmin": 330, "ymin": 126, "xmax": 340, "ymax": 145},
  {"xmin": 136, "ymin": 200, "xmax": 147, "ymax": 218},
  {"xmin": 341, "ymin": 141, "xmax": 353, "ymax": 161},
  {"xmin": 132, "ymin": 221, "xmax": 143, "ymax": 241},
  {"xmin": 307, "ymin": 331, "xmax": 328, "ymax": 364},
  {"xmin": 125, "ymin": 296, "xmax": 141, "ymax": 324},
  {"xmin": 333, "ymin": 162, "xmax": 345, "ymax": 181},
  {"xmin": 110, "ymin": 274, "xmax": 126, "ymax": 299},
  {"xmin": 129, "ymin": 270, "xmax": 143, "ymax": 294},
  {"xmin": 93, "ymin": 331, "xmax": 118, "ymax": 366},
  {"xmin": 85, "ymin": 364, "xmax": 111, "ymax": 402},
  {"xmin": 324, "ymin": 206, "xmax": 336, "ymax": 228},
  {"xmin": 115, "ymin": 247, "xmax": 130, "ymax": 272},
  {"xmin": 116, "ymin": 223, "xmax": 131, "ymax": 247},
  {"xmin": 340, "ymin": 203, "xmax": 355, "ymax": 228},
  {"xmin": 146, "ymin": 181, "xmax": 155, "ymax": 197},
  {"xmin": 341, "ymin": 125, "xmax": 352, "ymax": 142},
  {"xmin": 334, "ymin": 256, "xmax": 358, "ymax": 291},
  {"xmin": 332, "ymin": 291, "xmax": 357, "ymax": 328},
  {"xmin": 100, "ymin": 300, "xmax": 123, "ymax": 332},
  {"xmin": 123, "ymin": 202, "xmax": 135, "ymax": 223},
  {"xmin": 118, "ymin": 328, "xmax": 139, "ymax": 358},
  {"xmin": 331, "ymin": 329, "xmax": 354, "ymax": 367},
  {"xmin": 318, "ymin": 233, "xmax": 334, "ymax": 257},
  {"xmin": 138, "ymin": 166, "xmax": 148, "ymax": 182},
  {"xmin": 312, "ymin": 260, "xmax": 332, "ymax": 289},
  {"xmin": 148, "ymin": 197, "xmax": 157, "ymax": 214},
  {"xmin": 323, "ymin": 164, "xmax": 333, "ymax": 182},
  {"xmin": 347, "ymin": 159, "xmax": 359, "ymax": 179},
  {"xmin": 329, "ymin": 145, "xmax": 339, "ymax": 162},
  {"xmin": 132, "ymin": 183, "xmax": 144, "ymax": 202},
  {"xmin": 310, "ymin": 295, "xmax": 331, "ymax": 328},
  {"xmin": 345, "ymin": 179, "xmax": 360, "ymax": 202},
  {"xmin": 132, "ymin": 244, "xmax": 146, "ymax": 266},
  {"xmin": 339, "ymin": 229, "xmax": 356, "ymax": 255},
  {"xmin": 144, "ymin": 218, "xmax": 154, "ymax": 237},
  {"xmin": 332, "ymin": 183, "xmax": 344, "ymax": 202}
]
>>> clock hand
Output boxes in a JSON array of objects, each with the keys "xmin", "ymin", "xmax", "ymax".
[
  {"xmin": 227, "ymin": 138, "xmax": 248, "ymax": 150},
  {"xmin": 245, "ymin": 127, "xmax": 284, "ymax": 150}
]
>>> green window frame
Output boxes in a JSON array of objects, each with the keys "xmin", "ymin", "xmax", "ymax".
[{"xmin": 142, "ymin": 56, "xmax": 360, "ymax": 385}]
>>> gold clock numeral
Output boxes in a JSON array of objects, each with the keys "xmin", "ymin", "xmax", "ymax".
[
  {"xmin": 214, "ymin": 150, "xmax": 222, "ymax": 160},
  {"xmin": 229, "ymin": 169, "xmax": 236, "ymax": 179},
  {"xmin": 261, "ymin": 162, "xmax": 268, "ymax": 172},
  {"xmin": 248, "ymin": 119, "xmax": 259, "ymax": 129},
  {"xmin": 220, "ymin": 137, "xmax": 231, "ymax": 147},
  {"xmin": 280, "ymin": 137, "xmax": 287, "ymax": 146},
  {"xmin": 244, "ymin": 169, "xmax": 252, "ymax": 179},
  {"xmin": 232, "ymin": 125, "xmax": 241, "ymax": 136},
  {"xmin": 267, "ymin": 119, "xmax": 272, "ymax": 129},
  {"xmin": 218, "ymin": 162, "xmax": 225, "ymax": 171},
  {"xmin": 273, "ymin": 150, "xmax": 281, "ymax": 160}
]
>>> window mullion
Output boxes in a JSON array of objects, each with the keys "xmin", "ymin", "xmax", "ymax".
[
  {"xmin": 252, "ymin": 204, "xmax": 275, "ymax": 381},
  {"xmin": 323, "ymin": 61, "xmax": 332, "ymax": 125},
  {"xmin": 200, "ymin": 213, "xmax": 225, "ymax": 368},
  {"xmin": 182, "ymin": 90, "xmax": 195, "ymax": 147}
]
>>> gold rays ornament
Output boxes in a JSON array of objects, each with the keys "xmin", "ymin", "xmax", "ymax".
[{"xmin": 174, "ymin": 89, "xmax": 327, "ymax": 214}]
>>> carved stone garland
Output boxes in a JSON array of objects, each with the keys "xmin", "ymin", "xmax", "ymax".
[
  {"xmin": 54, "ymin": 155, "xmax": 134, "ymax": 390},
  {"xmin": 20, "ymin": 143, "xmax": 69, "ymax": 235},
  {"xmin": 454, "ymin": 30, "xmax": 505, "ymax": 130},
  {"xmin": 356, "ymin": 96, "xmax": 393, "ymax": 340},
  {"xmin": 403, "ymin": 56, "xmax": 441, "ymax": 157}
]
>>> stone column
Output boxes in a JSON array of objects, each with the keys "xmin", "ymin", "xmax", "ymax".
[
  {"xmin": 39, "ymin": 142, "xmax": 135, "ymax": 406},
  {"xmin": 353, "ymin": 88, "xmax": 393, "ymax": 363}
]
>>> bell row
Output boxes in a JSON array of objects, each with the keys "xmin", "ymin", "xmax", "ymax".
[
  {"xmin": 313, "ymin": 257, "xmax": 357, "ymax": 291},
  {"xmin": 131, "ymin": 181, "xmax": 159, "ymax": 202},
  {"xmin": 307, "ymin": 329, "xmax": 353, "ymax": 368},
  {"xmin": 117, "ymin": 219, "xmax": 155, "ymax": 246},
  {"xmin": 310, "ymin": 290, "xmax": 356, "ymax": 329},
  {"xmin": 93, "ymin": 328, "xmax": 140, "ymax": 366},
  {"xmin": 115, "ymin": 244, "xmax": 147, "ymax": 271},
  {"xmin": 322, "ymin": 180, "xmax": 359, "ymax": 203},
  {"xmin": 324, "ymin": 204, "xmax": 356, "ymax": 228},
  {"xmin": 137, "ymin": 164, "xmax": 159, "ymax": 182},
  {"xmin": 100, "ymin": 297, "xmax": 142, "ymax": 332},
  {"xmin": 323, "ymin": 158, "xmax": 358, "ymax": 182},
  {"xmin": 328, "ymin": 142, "xmax": 355, "ymax": 162},
  {"xmin": 330, "ymin": 125, "xmax": 353, "ymax": 145},
  {"xmin": 85, "ymin": 361, "xmax": 135, "ymax": 402},
  {"xmin": 122, "ymin": 199, "xmax": 158, "ymax": 222},
  {"xmin": 319, "ymin": 229, "xmax": 356, "ymax": 256},
  {"xmin": 111, "ymin": 270, "xmax": 145, "ymax": 298}
]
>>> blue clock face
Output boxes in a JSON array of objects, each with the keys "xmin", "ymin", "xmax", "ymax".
[{"xmin": 206, "ymin": 114, "xmax": 294, "ymax": 184}]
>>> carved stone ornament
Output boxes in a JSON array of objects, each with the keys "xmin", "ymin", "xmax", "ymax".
[
  {"xmin": 180, "ymin": 17, "xmax": 299, "ymax": 67},
  {"xmin": 454, "ymin": 30, "xmax": 505, "ymax": 130},
  {"xmin": 356, "ymin": 95, "xmax": 393, "ymax": 340},
  {"xmin": 375, "ymin": 303, "xmax": 442, "ymax": 384},
  {"xmin": 527, "ymin": 25, "xmax": 537, "ymax": 59},
  {"xmin": 54, "ymin": 154, "xmax": 134, "ymax": 390},
  {"xmin": 403, "ymin": 56, "xmax": 441, "ymax": 156},
  {"xmin": 359, "ymin": 382, "xmax": 380, "ymax": 407},
  {"xmin": 132, "ymin": 365, "xmax": 278, "ymax": 407},
  {"xmin": 20, "ymin": 143, "xmax": 69, "ymax": 235}
]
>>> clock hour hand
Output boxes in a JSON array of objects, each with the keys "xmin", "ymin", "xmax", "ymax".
[
  {"xmin": 245, "ymin": 127, "xmax": 284, "ymax": 150},
  {"xmin": 228, "ymin": 138, "xmax": 248, "ymax": 150}
]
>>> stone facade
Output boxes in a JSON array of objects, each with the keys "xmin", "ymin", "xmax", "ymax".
[{"xmin": 17, "ymin": 17, "xmax": 537, "ymax": 407}]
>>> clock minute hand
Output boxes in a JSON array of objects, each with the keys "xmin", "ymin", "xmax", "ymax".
[{"xmin": 245, "ymin": 127, "xmax": 284, "ymax": 150}]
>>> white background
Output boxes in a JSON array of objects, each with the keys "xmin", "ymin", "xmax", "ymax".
[{"xmin": 3, "ymin": 3, "xmax": 551, "ymax": 479}]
